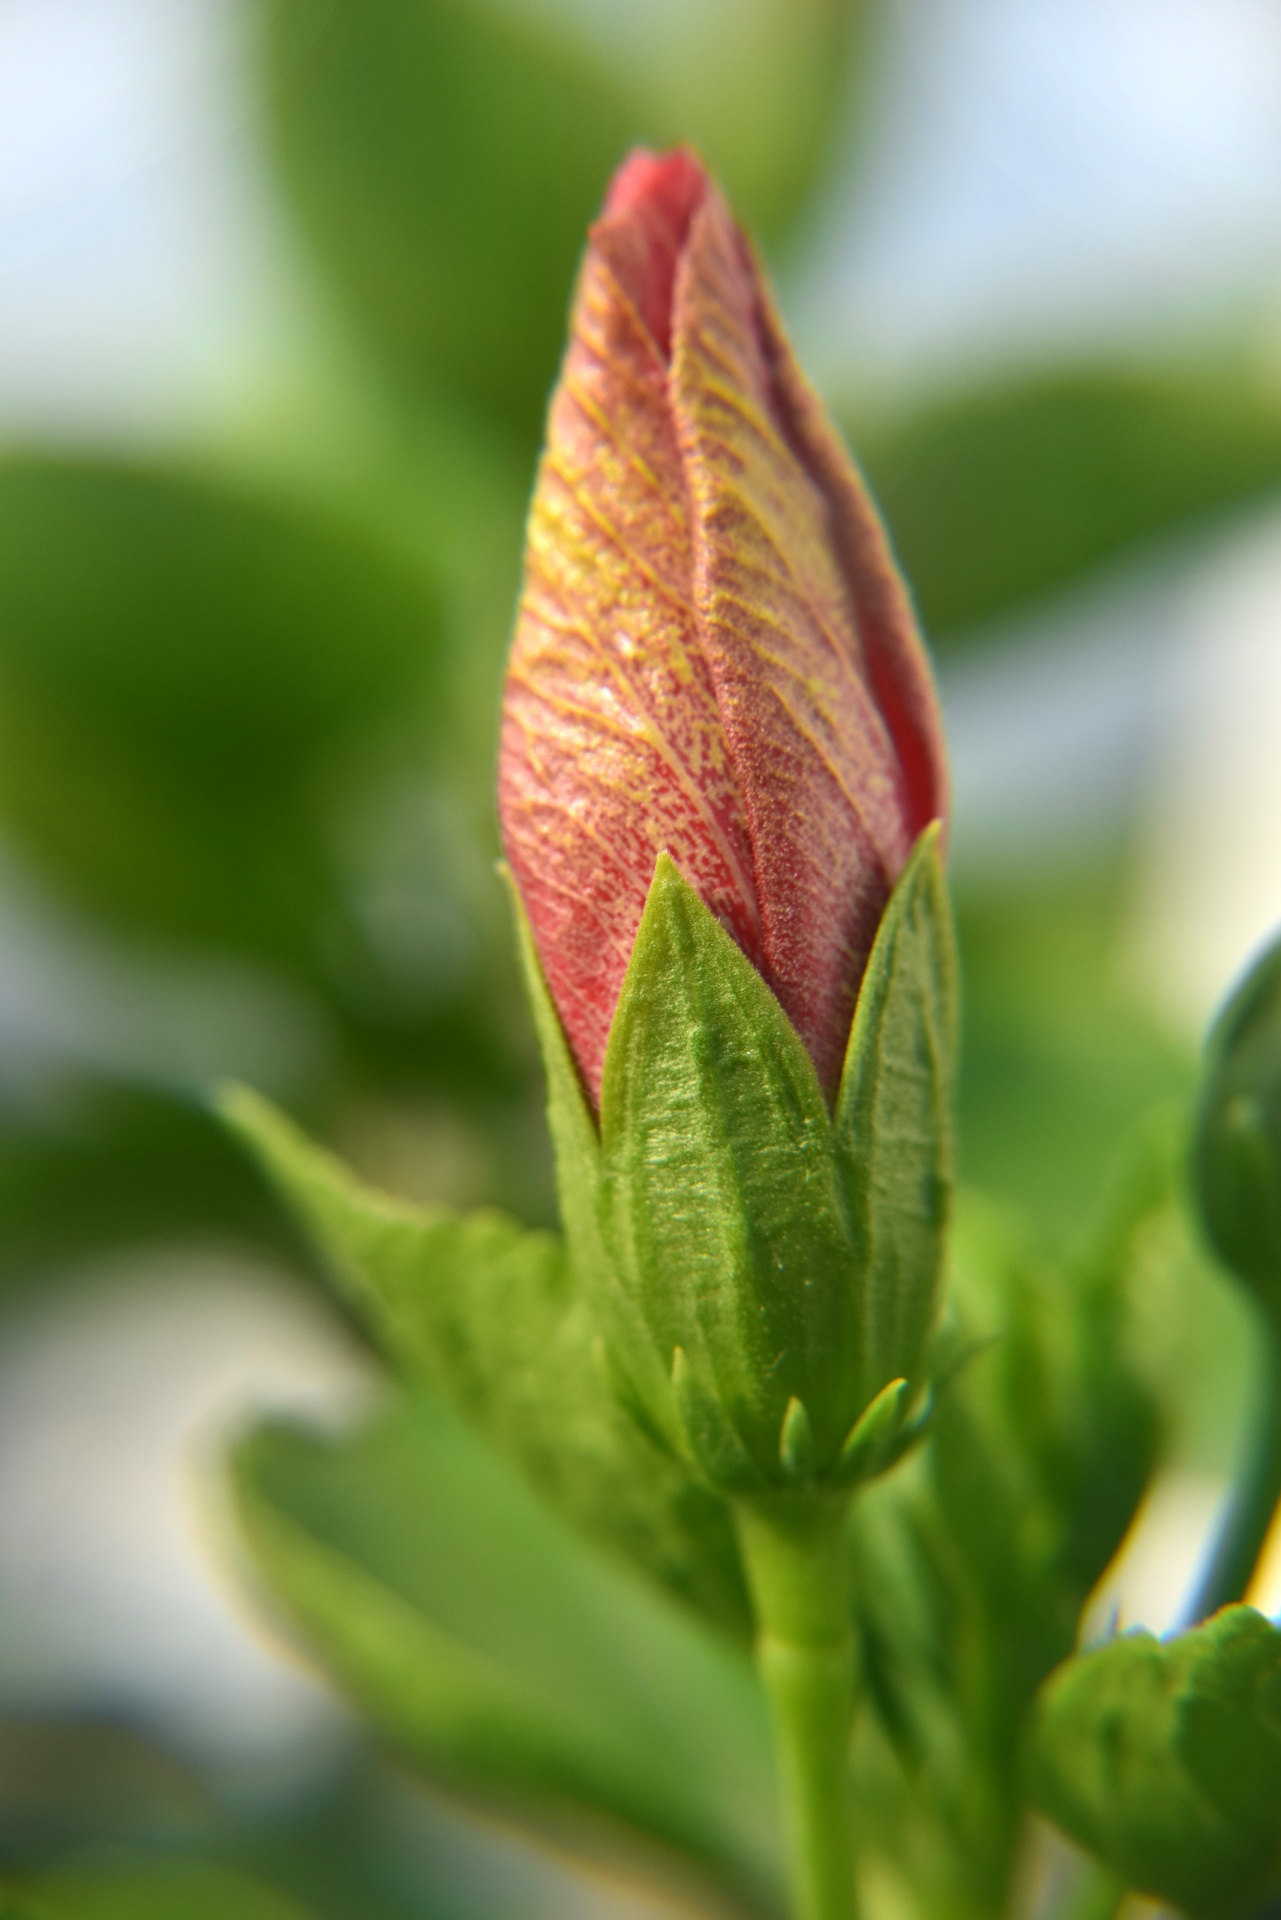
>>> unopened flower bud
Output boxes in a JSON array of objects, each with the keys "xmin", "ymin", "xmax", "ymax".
[
  {"xmin": 499, "ymin": 147, "xmax": 947, "ymax": 1109},
  {"xmin": 1195, "ymin": 931, "xmax": 1281, "ymax": 1310},
  {"xmin": 501, "ymin": 150, "xmax": 955, "ymax": 1493}
]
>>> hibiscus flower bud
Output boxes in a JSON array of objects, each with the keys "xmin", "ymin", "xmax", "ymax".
[
  {"xmin": 1195, "ymin": 930, "xmax": 1281, "ymax": 1311},
  {"xmin": 499, "ymin": 146, "xmax": 947, "ymax": 1110}
]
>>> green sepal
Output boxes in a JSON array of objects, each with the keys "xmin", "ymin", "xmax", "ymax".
[
  {"xmin": 583, "ymin": 840, "xmax": 955, "ymax": 1493},
  {"xmin": 835, "ymin": 1376, "xmax": 911, "ymax": 1486},
  {"xmin": 778, "ymin": 1396, "xmax": 817, "ymax": 1480},
  {"xmin": 504, "ymin": 865, "xmax": 677, "ymax": 1442},
  {"xmin": 1028, "ymin": 1605, "xmax": 1281, "ymax": 1918},
  {"xmin": 597, "ymin": 853, "xmax": 864, "ymax": 1487},
  {"xmin": 217, "ymin": 1084, "xmax": 752, "ymax": 1641},
  {"xmin": 833, "ymin": 822, "xmax": 957, "ymax": 1422}
]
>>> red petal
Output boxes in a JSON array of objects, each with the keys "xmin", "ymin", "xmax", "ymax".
[
  {"xmin": 593, "ymin": 148, "xmax": 708, "ymax": 361},
  {"xmin": 671, "ymin": 189, "xmax": 946, "ymax": 1098},
  {"xmin": 498, "ymin": 188, "xmax": 760, "ymax": 1106}
]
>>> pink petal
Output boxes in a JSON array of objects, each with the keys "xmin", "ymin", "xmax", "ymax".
[
  {"xmin": 671, "ymin": 188, "xmax": 946, "ymax": 1097},
  {"xmin": 498, "ymin": 179, "xmax": 761, "ymax": 1106}
]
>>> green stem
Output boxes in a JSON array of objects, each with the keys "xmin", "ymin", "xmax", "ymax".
[
  {"xmin": 733, "ymin": 1494, "xmax": 858, "ymax": 1920},
  {"xmin": 1188, "ymin": 1308, "xmax": 1281, "ymax": 1623}
]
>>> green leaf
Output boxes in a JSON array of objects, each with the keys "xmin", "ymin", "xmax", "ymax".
[
  {"xmin": 857, "ymin": 363, "xmax": 1281, "ymax": 642},
  {"xmin": 263, "ymin": 0, "xmax": 636, "ymax": 438},
  {"xmin": 231, "ymin": 1393, "xmax": 781, "ymax": 1912},
  {"xmin": 1029, "ymin": 1606, "xmax": 1281, "ymax": 1918},
  {"xmin": 845, "ymin": 1157, "xmax": 1160, "ymax": 1911},
  {"xmin": 0, "ymin": 1861, "xmax": 314, "ymax": 1920},
  {"xmin": 954, "ymin": 866, "xmax": 1197, "ymax": 1248},
  {"xmin": 834, "ymin": 824, "xmax": 956, "ymax": 1420},
  {"xmin": 0, "ymin": 455, "xmax": 440, "ymax": 967},
  {"xmin": 0, "ymin": 1084, "xmax": 302, "ymax": 1288},
  {"xmin": 219, "ymin": 1084, "xmax": 752, "ymax": 1640},
  {"xmin": 598, "ymin": 855, "xmax": 860, "ymax": 1487},
  {"xmin": 262, "ymin": 0, "xmax": 869, "ymax": 438}
]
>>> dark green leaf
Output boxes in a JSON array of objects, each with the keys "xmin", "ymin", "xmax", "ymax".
[
  {"xmin": 262, "ymin": 0, "xmax": 637, "ymax": 438},
  {"xmin": 954, "ymin": 867, "xmax": 1196, "ymax": 1248},
  {"xmin": 0, "ymin": 455, "xmax": 439, "ymax": 965},
  {"xmin": 857, "ymin": 365, "xmax": 1281, "ymax": 642},
  {"xmin": 219, "ymin": 1084, "xmax": 752, "ymax": 1639},
  {"xmin": 231, "ymin": 1393, "xmax": 781, "ymax": 1911},
  {"xmin": 1029, "ymin": 1606, "xmax": 1281, "ymax": 1918},
  {"xmin": 0, "ymin": 1084, "xmax": 304, "ymax": 1287},
  {"xmin": 262, "ymin": 0, "xmax": 869, "ymax": 438}
]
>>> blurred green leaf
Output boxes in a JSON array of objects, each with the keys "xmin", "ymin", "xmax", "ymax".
[
  {"xmin": 0, "ymin": 1716, "xmax": 207, "ymax": 1866},
  {"xmin": 0, "ymin": 1086, "xmax": 307, "ymax": 1287},
  {"xmin": 262, "ymin": 0, "xmax": 637, "ymax": 438},
  {"xmin": 955, "ymin": 869, "xmax": 1196, "ymax": 1246},
  {"xmin": 589, "ymin": 0, "xmax": 870, "ymax": 245},
  {"xmin": 0, "ymin": 455, "xmax": 440, "ymax": 967},
  {"xmin": 220, "ymin": 1083, "xmax": 753, "ymax": 1638},
  {"xmin": 848, "ymin": 1153, "xmax": 1161, "ymax": 1911},
  {"xmin": 856, "ymin": 365, "xmax": 1281, "ymax": 642},
  {"xmin": 231, "ymin": 1393, "xmax": 781, "ymax": 1913},
  {"xmin": 0, "ymin": 1859, "xmax": 314, "ymax": 1920},
  {"xmin": 261, "ymin": 0, "xmax": 867, "ymax": 439},
  {"xmin": 1029, "ymin": 1606, "xmax": 1281, "ymax": 1918}
]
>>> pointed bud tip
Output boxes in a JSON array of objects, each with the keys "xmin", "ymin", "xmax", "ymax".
[{"xmin": 595, "ymin": 147, "xmax": 710, "ymax": 361}]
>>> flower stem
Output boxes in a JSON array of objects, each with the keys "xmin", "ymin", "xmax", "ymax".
[
  {"xmin": 1188, "ymin": 1307, "xmax": 1281, "ymax": 1623},
  {"xmin": 733, "ymin": 1494, "xmax": 858, "ymax": 1920}
]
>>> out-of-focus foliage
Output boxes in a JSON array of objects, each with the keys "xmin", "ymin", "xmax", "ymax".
[
  {"xmin": 848, "ymin": 1152, "xmax": 1163, "ymax": 1910},
  {"xmin": 0, "ymin": 1090, "xmax": 303, "ymax": 1286},
  {"xmin": 0, "ymin": 1860, "xmax": 315, "ymax": 1920},
  {"xmin": 0, "ymin": 457, "xmax": 440, "ymax": 968},
  {"xmin": 262, "ymin": 0, "xmax": 869, "ymax": 439},
  {"xmin": 954, "ymin": 871, "xmax": 1196, "ymax": 1246},
  {"xmin": 1029, "ymin": 1606, "xmax": 1281, "ymax": 1919},
  {"xmin": 220, "ymin": 1084, "xmax": 753, "ymax": 1639},
  {"xmin": 231, "ymin": 1391, "xmax": 782, "ymax": 1914},
  {"xmin": 858, "ymin": 364, "xmax": 1281, "ymax": 642}
]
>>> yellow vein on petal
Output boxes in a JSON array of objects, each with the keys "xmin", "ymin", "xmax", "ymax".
[
  {"xmin": 509, "ymin": 662, "xmax": 762, "ymax": 926},
  {"xmin": 560, "ymin": 377, "xmax": 687, "ymax": 531}
]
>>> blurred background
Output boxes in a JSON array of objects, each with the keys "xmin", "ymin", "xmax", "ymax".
[{"xmin": 2, "ymin": 1, "xmax": 1281, "ymax": 1913}]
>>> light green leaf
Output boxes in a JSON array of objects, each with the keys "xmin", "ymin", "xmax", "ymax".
[
  {"xmin": 857, "ymin": 363, "xmax": 1281, "ymax": 642},
  {"xmin": 0, "ymin": 1861, "xmax": 313, "ymax": 1920},
  {"xmin": 231, "ymin": 1393, "xmax": 781, "ymax": 1912},
  {"xmin": 219, "ymin": 1084, "xmax": 751, "ymax": 1639},
  {"xmin": 1029, "ymin": 1606, "xmax": 1281, "ymax": 1918},
  {"xmin": 835, "ymin": 824, "xmax": 956, "ymax": 1413},
  {"xmin": 598, "ymin": 855, "xmax": 858, "ymax": 1486}
]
